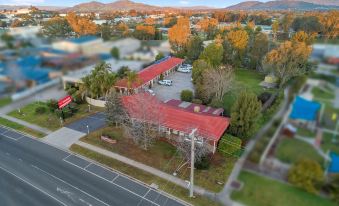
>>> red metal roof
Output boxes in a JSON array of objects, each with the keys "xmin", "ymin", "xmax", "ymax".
[
  {"xmin": 115, "ymin": 57, "xmax": 184, "ymax": 89},
  {"xmin": 164, "ymin": 99, "xmax": 224, "ymax": 116},
  {"xmin": 122, "ymin": 94, "xmax": 230, "ymax": 142}
]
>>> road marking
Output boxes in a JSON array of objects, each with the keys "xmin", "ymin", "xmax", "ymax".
[
  {"xmin": 84, "ymin": 163, "xmax": 92, "ymax": 170},
  {"xmin": 62, "ymin": 154, "xmax": 72, "ymax": 161},
  {"xmin": 63, "ymin": 159, "xmax": 160, "ymax": 206},
  {"xmin": 0, "ymin": 165, "xmax": 67, "ymax": 206},
  {"xmin": 111, "ymin": 174, "xmax": 119, "ymax": 183},
  {"xmin": 1, "ymin": 133, "xmax": 24, "ymax": 141},
  {"xmin": 137, "ymin": 189, "xmax": 152, "ymax": 206},
  {"xmin": 32, "ymin": 165, "xmax": 110, "ymax": 206}
]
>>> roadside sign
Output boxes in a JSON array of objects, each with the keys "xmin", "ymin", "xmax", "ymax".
[{"xmin": 58, "ymin": 95, "xmax": 72, "ymax": 109}]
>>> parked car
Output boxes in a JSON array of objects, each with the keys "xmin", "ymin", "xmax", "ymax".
[
  {"xmin": 158, "ymin": 79, "xmax": 173, "ymax": 86},
  {"xmin": 177, "ymin": 66, "xmax": 191, "ymax": 73},
  {"xmin": 147, "ymin": 89, "xmax": 155, "ymax": 96},
  {"xmin": 182, "ymin": 64, "xmax": 193, "ymax": 70}
]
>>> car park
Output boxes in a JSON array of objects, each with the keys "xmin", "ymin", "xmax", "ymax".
[
  {"xmin": 158, "ymin": 79, "xmax": 173, "ymax": 86},
  {"xmin": 177, "ymin": 66, "xmax": 191, "ymax": 73},
  {"xmin": 182, "ymin": 64, "xmax": 193, "ymax": 70},
  {"xmin": 147, "ymin": 89, "xmax": 155, "ymax": 96}
]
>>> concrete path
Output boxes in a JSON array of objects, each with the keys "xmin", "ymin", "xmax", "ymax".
[
  {"xmin": 43, "ymin": 127, "xmax": 86, "ymax": 149},
  {"xmin": 0, "ymin": 114, "xmax": 52, "ymax": 135},
  {"xmin": 75, "ymin": 141, "xmax": 213, "ymax": 197},
  {"xmin": 334, "ymin": 87, "xmax": 339, "ymax": 108}
]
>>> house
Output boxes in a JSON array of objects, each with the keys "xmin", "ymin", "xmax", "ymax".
[
  {"xmin": 52, "ymin": 36, "xmax": 103, "ymax": 54},
  {"xmin": 122, "ymin": 93, "xmax": 230, "ymax": 153},
  {"xmin": 115, "ymin": 56, "xmax": 184, "ymax": 94}
]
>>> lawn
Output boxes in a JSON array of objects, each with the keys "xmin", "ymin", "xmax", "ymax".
[
  {"xmin": 275, "ymin": 137, "xmax": 324, "ymax": 165},
  {"xmin": 0, "ymin": 97, "xmax": 11, "ymax": 108},
  {"xmin": 79, "ymin": 126, "xmax": 237, "ymax": 192},
  {"xmin": 0, "ymin": 117, "xmax": 45, "ymax": 138},
  {"xmin": 321, "ymin": 102, "xmax": 339, "ymax": 130},
  {"xmin": 296, "ymin": 127, "xmax": 316, "ymax": 138},
  {"xmin": 8, "ymin": 102, "xmax": 104, "ymax": 131},
  {"xmin": 70, "ymin": 144, "xmax": 223, "ymax": 206},
  {"xmin": 231, "ymin": 171, "xmax": 337, "ymax": 206},
  {"xmin": 312, "ymin": 87, "xmax": 335, "ymax": 100},
  {"xmin": 321, "ymin": 132, "xmax": 339, "ymax": 154}
]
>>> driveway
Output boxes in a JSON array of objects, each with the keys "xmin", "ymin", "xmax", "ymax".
[
  {"xmin": 65, "ymin": 112, "xmax": 107, "ymax": 133},
  {"xmin": 152, "ymin": 72, "xmax": 194, "ymax": 101}
]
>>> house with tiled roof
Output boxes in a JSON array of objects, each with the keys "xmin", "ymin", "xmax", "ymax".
[{"xmin": 115, "ymin": 56, "xmax": 184, "ymax": 94}]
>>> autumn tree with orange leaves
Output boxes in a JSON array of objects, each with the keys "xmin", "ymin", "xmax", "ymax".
[
  {"xmin": 197, "ymin": 17, "xmax": 218, "ymax": 32},
  {"xmin": 317, "ymin": 11, "xmax": 339, "ymax": 39},
  {"xmin": 168, "ymin": 17, "xmax": 191, "ymax": 54},
  {"xmin": 145, "ymin": 17, "xmax": 155, "ymax": 25},
  {"xmin": 134, "ymin": 25, "xmax": 156, "ymax": 40},
  {"xmin": 291, "ymin": 31, "xmax": 315, "ymax": 45},
  {"xmin": 66, "ymin": 12, "xmax": 97, "ymax": 37}
]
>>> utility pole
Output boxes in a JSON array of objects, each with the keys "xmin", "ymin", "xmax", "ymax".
[{"xmin": 189, "ymin": 128, "xmax": 197, "ymax": 198}]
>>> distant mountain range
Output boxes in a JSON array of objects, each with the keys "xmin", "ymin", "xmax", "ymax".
[
  {"xmin": 226, "ymin": 0, "xmax": 339, "ymax": 10},
  {"xmin": 0, "ymin": 0, "xmax": 337, "ymax": 12}
]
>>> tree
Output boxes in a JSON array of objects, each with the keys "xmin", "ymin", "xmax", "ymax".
[
  {"xmin": 202, "ymin": 65, "xmax": 234, "ymax": 102},
  {"xmin": 144, "ymin": 17, "xmax": 155, "ymax": 25},
  {"xmin": 105, "ymin": 91, "xmax": 126, "ymax": 126},
  {"xmin": 318, "ymin": 11, "xmax": 339, "ymax": 40},
  {"xmin": 1, "ymin": 33, "xmax": 14, "ymax": 48},
  {"xmin": 115, "ymin": 22, "xmax": 129, "ymax": 37},
  {"xmin": 288, "ymin": 158, "xmax": 324, "ymax": 194},
  {"xmin": 126, "ymin": 71, "xmax": 140, "ymax": 93},
  {"xmin": 168, "ymin": 17, "xmax": 191, "ymax": 54},
  {"xmin": 66, "ymin": 12, "xmax": 97, "ymax": 36},
  {"xmin": 227, "ymin": 29, "xmax": 249, "ymax": 52},
  {"xmin": 281, "ymin": 13, "xmax": 294, "ymax": 33},
  {"xmin": 229, "ymin": 91, "xmax": 262, "ymax": 140},
  {"xmin": 180, "ymin": 90, "xmax": 193, "ymax": 102},
  {"xmin": 117, "ymin": 66, "xmax": 130, "ymax": 79},
  {"xmin": 248, "ymin": 32, "xmax": 269, "ymax": 70},
  {"xmin": 323, "ymin": 175, "xmax": 339, "ymax": 204},
  {"xmin": 264, "ymin": 41, "xmax": 312, "ymax": 88},
  {"xmin": 11, "ymin": 19, "xmax": 23, "ymax": 27},
  {"xmin": 155, "ymin": 52, "xmax": 164, "ymax": 61},
  {"xmin": 123, "ymin": 94, "xmax": 162, "ymax": 150},
  {"xmin": 100, "ymin": 23, "xmax": 114, "ymax": 41},
  {"xmin": 272, "ymin": 20, "xmax": 279, "ymax": 41},
  {"xmin": 110, "ymin": 47, "xmax": 120, "ymax": 59},
  {"xmin": 81, "ymin": 62, "xmax": 116, "ymax": 99},
  {"xmin": 134, "ymin": 25, "xmax": 155, "ymax": 40},
  {"xmin": 291, "ymin": 31, "xmax": 315, "ymax": 46},
  {"xmin": 199, "ymin": 43, "xmax": 224, "ymax": 68},
  {"xmin": 291, "ymin": 16, "xmax": 323, "ymax": 34},
  {"xmin": 186, "ymin": 35, "xmax": 203, "ymax": 63},
  {"xmin": 197, "ymin": 17, "xmax": 218, "ymax": 37},
  {"xmin": 41, "ymin": 16, "xmax": 73, "ymax": 39}
]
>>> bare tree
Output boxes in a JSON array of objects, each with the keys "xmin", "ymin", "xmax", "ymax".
[
  {"xmin": 202, "ymin": 65, "xmax": 234, "ymax": 101},
  {"xmin": 122, "ymin": 93, "xmax": 163, "ymax": 150},
  {"xmin": 105, "ymin": 90, "xmax": 127, "ymax": 126}
]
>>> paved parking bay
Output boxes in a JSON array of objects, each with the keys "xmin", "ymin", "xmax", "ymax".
[
  {"xmin": 65, "ymin": 112, "xmax": 107, "ymax": 133},
  {"xmin": 152, "ymin": 72, "xmax": 194, "ymax": 102}
]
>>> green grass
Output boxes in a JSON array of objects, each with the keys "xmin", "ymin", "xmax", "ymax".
[
  {"xmin": 275, "ymin": 137, "xmax": 324, "ymax": 165},
  {"xmin": 70, "ymin": 144, "xmax": 222, "ymax": 206},
  {"xmin": 312, "ymin": 87, "xmax": 335, "ymax": 100},
  {"xmin": 296, "ymin": 128, "xmax": 316, "ymax": 138},
  {"xmin": 321, "ymin": 132, "xmax": 339, "ymax": 154},
  {"xmin": 0, "ymin": 117, "xmax": 45, "ymax": 138},
  {"xmin": 0, "ymin": 97, "xmax": 11, "ymax": 107},
  {"xmin": 8, "ymin": 102, "xmax": 104, "ymax": 131},
  {"xmin": 80, "ymin": 127, "xmax": 236, "ymax": 192},
  {"xmin": 231, "ymin": 171, "xmax": 337, "ymax": 206}
]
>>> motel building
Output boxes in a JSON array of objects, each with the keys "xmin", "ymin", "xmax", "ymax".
[
  {"xmin": 122, "ymin": 94, "xmax": 230, "ymax": 153},
  {"xmin": 115, "ymin": 56, "xmax": 184, "ymax": 94}
]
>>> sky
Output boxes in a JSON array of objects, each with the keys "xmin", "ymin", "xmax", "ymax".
[{"xmin": 0, "ymin": 0, "xmax": 271, "ymax": 8}]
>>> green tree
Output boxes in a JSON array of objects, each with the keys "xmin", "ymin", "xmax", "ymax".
[
  {"xmin": 1, "ymin": 33, "xmax": 14, "ymax": 48},
  {"xmin": 323, "ymin": 175, "xmax": 339, "ymax": 204},
  {"xmin": 100, "ymin": 23, "xmax": 113, "ymax": 41},
  {"xmin": 288, "ymin": 158, "xmax": 324, "ymax": 194},
  {"xmin": 81, "ymin": 62, "xmax": 116, "ymax": 99},
  {"xmin": 117, "ymin": 66, "xmax": 130, "ymax": 79},
  {"xmin": 105, "ymin": 90, "xmax": 126, "ymax": 126},
  {"xmin": 247, "ymin": 32, "xmax": 269, "ymax": 70},
  {"xmin": 41, "ymin": 17, "xmax": 73, "ymax": 39},
  {"xmin": 126, "ymin": 71, "xmax": 140, "ymax": 93},
  {"xmin": 186, "ymin": 35, "xmax": 203, "ymax": 63},
  {"xmin": 155, "ymin": 52, "xmax": 165, "ymax": 61},
  {"xmin": 110, "ymin": 47, "xmax": 120, "ymax": 59},
  {"xmin": 229, "ymin": 91, "xmax": 262, "ymax": 140},
  {"xmin": 199, "ymin": 43, "xmax": 224, "ymax": 68},
  {"xmin": 291, "ymin": 16, "xmax": 323, "ymax": 34},
  {"xmin": 180, "ymin": 90, "xmax": 193, "ymax": 102}
]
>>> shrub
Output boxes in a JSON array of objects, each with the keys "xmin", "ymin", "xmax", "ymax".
[
  {"xmin": 258, "ymin": 92, "xmax": 272, "ymax": 104},
  {"xmin": 192, "ymin": 98, "xmax": 203, "ymax": 104},
  {"xmin": 288, "ymin": 158, "xmax": 324, "ymax": 194},
  {"xmin": 35, "ymin": 106, "xmax": 46, "ymax": 114},
  {"xmin": 110, "ymin": 47, "xmax": 120, "ymax": 59},
  {"xmin": 195, "ymin": 155, "xmax": 211, "ymax": 170},
  {"xmin": 180, "ymin": 90, "xmax": 193, "ymax": 102},
  {"xmin": 47, "ymin": 99, "xmax": 59, "ymax": 112}
]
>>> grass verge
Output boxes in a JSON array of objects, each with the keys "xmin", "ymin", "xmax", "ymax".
[{"xmin": 0, "ymin": 117, "xmax": 45, "ymax": 138}]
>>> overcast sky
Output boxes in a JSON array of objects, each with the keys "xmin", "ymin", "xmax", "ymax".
[{"xmin": 0, "ymin": 0, "xmax": 271, "ymax": 8}]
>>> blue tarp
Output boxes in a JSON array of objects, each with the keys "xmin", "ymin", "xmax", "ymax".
[
  {"xmin": 329, "ymin": 152, "xmax": 339, "ymax": 173},
  {"xmin": 290, "ymin": 96, "xmax": 321, "ymax": 121},
  {"xmin": 67, "ymin": 36, "xmax": 97, "ymax": 44}
]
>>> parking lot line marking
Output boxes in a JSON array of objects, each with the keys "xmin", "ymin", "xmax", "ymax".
[
  {"xmin": 63, "ymin": 160, "xmax": 160, "ymax": 206},
  {"xmin": 84, "ymin": 163, "xmax": 92, "ymax": 170},
  {"xmin": 0, "ymin": 165, "xmax": 67, "ymax": 206},
  {"xmin": 62, "ymin": 154, "xmax": 72, "ymax": 161},
  {"xmin": 32, "ymin": 165, "xmax": 110, "ymax": 206},
  {"xmin": 111, "ymin": 174, "xmax": 119, "ymax": 183},
  {"xmin": 2, "ymin": 133, "xmax": 24, "ymax": 141}
]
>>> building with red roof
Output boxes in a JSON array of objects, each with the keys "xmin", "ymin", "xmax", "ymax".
[
  {"xmin": 115, "ymin": 56, "xmax": 184, "ymax": 93},
  {"xmin": 122, "ymin": 93, "xmax": 230, "ymax": 153}
]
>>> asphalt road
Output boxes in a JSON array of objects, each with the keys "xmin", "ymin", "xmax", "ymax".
[{"xmin": 0, "ymin": 125, "xmax": 187, "ymax": 206}]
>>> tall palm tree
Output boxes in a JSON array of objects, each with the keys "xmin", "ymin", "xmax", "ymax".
[{"xmin": 126, "ymin": 71, "xmax": 139, "ymax": 94}]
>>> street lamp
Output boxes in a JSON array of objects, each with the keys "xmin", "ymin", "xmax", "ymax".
[{"xmin": 86, "ymin": 125, "xmax": 89, "ymax": 135}]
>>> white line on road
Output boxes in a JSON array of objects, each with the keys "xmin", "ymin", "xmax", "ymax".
[
  {"xmin": 0, "ymin": 165, "xmax": 67, "ymax": 206},
  {"xmin": 31, "ymin": 165, "xmax": 110, "ymax": 206}
]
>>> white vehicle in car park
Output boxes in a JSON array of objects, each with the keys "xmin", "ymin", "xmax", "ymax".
[
  {"xmin": 177, "ymin": 65, "xmax": 192, "ymax": 73},
  {"xmin": 182, "ymin": 64, "xmax": 193, "ymax": 70},
  {"xmin": 158, "ymin": 79, "xmax": 173, "ymax": 86},
  {"xmin": 147, "ymin": 89, "xmax": 155, "ymax": 96}
]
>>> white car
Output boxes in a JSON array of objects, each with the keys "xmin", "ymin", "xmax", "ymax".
[
  {"xmin": 158, "ymin": 79, "xmax": 173, "ymax": 86},
  {"xmin": 182, "ymin": 64, "xmax": 193, "ymax": 70},
  {"xmin": 177, "ymin": 66, "xmax": 191, "ymax": 73},
  {"xmin": 147, "ymin": 89, "xmax": 155, "ymax": 96}
]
